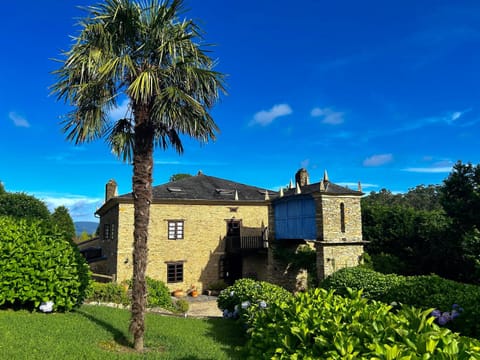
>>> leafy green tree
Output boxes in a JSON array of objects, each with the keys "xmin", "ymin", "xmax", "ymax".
[
  {"xmin": 0, "ymin": 192, "xmax": 51, "ymax": 221},
  {"xmin": 0, "ymin": 182, "xmax": 5, "ymax": 195},
  {"xmin": 169, "ymin": 173, "xmax": 192, "ymax": 182},
  {"xmin": 78, "ymin": 231, "xmax": 91, "ymax": 242},
  {"xmin": 403, "ymin": 184, "xmax": 443, "ymax": 211},
  {"xmin": 441, "ymin": 161, "xmax": 480, "ymax": 232},
  {"xmin": 51, "ymin": 206, "xmax": 76, "ymax": 241},
  {"xmin": 51, "ymin": 0, "xmax": 225, "ymax": 350}
]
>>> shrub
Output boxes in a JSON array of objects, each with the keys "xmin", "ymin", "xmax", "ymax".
[
  {"xmin": 0, "ymin": 217, "xmax": 91, "ymax": 311},
  {"xmin": 245, "ymin": 288, "xmax": 480, "ymax": 359},
  {"xmin": 86, "ymin": 282, "xmax": 129, "ymax": 306},
  {"xmin": 217, "ymin": 278, "xmax": 292, "ymax": 324},
  {"xmin": 320, "ymin": 266, "xmax": 403, "ymax": 299},
  {"xmin": 146, "ymin": 277, "xmax": 175, "ymax": 311},
  {"xmin": 174, "ymin": 299, "xmax": 190, "ymax": 314},
  {"xmin": 321, "ymin": 266, "xmax": 480, "ymax": 338},
  {"xmin": 87, "ymin": 278, "xmax": 175, "ymax": 311}
]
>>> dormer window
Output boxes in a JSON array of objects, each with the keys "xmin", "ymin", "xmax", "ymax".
[
  {"xmin": 167, "ymin": 187, "xmax": 183, "ymax": 192},
  {"xmin": 216, "ymin": 189, "xmax": 234, "ymax": 195}
]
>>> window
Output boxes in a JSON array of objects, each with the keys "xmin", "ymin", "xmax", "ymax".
[
  {"xmin": 103, "ymin": 223, "xmax": 115, "ymax": 240},
  {"xmin": 103, "ymin": 224, "xmax": 111, "ymax": 240},
  {"xmin": 167, "ymin": 263, "xmax": 184, "ymax": 283},
  {"xmin": 340, "ymin": 203, "xmax": 346, "ymax": 233},
  {"xmin": 168, "ymin": 220, "xmax": 184, "ymax": 239},
  {"xmin": 219, "ymin": 256, "xmax": 226, "ymax": 279}
]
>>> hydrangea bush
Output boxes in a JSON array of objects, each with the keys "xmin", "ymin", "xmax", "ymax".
[
  {"xmin": 321, "ymin": 266, "xmax": 480, "ymax": 338},
  {"xmin": 244, "ymin": 288, "xmax": 480, "ymax": 359},
  {"xmin": 217, "ymin": 278, "xmax": 292, "ymax": 325}
]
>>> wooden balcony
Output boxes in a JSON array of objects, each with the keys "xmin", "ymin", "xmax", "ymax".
[{"xmin": 225, "ymin": 235, "xmax": 268, "ymax": 253}]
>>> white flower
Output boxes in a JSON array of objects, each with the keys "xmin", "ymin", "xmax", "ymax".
[
  {"xmin": 259, "ymin": 300, "xmax": 267, "ymax": 309},
  {"xmin": 241, "ymin": 301, "xmax": 251, "ymax": 309},
  {"xmin": 230, "ymin": 291, "xmax": 235, "ymax": 297}
]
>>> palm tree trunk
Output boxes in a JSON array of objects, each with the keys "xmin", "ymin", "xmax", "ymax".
[{"xmin": 130, "ymin": 105, "xmax": 154, "ymax": 352}]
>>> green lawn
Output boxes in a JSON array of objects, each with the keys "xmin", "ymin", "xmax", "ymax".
[{"xmin": 0, "ymin": 304, "xmax": 245, "ymax": 359}]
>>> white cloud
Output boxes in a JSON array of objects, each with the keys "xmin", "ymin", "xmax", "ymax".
[
  {"xmin": 402, "ymin": 166, "xmax": 452, "ymax": 173},
  {"xmin": 35, "ymin": 192, "xmax": 103, "ymax": 222},
  {"xmin": 311, "ymin": 107, "xmax": 344, "ymax": 125},
  {"xmin": 9, "ymin": 111, "xmax": 30, "ymax": 128},
  {"xmin": 337, "ymin": 182, "xmax": 378, "ymax": 190},
  {"xmin": 363, "ymin": 153, "xmax": 393, "ymax": 167},
  {"xmin": 109, "ymin": 99, "xmax": 131, "ymax": 120},
  {"xmin": 451, "ymin": 111, "xmax": 462, "ymax": 121},
  {"xmin": 250, "ymin": 104, "xmax": 292, "ymax": 126}
]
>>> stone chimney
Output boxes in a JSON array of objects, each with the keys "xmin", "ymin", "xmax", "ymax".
[
  {"xmin": 295, "ymin": 168, "xmax": 310, "ymax": 187},
  {"xmin": 105, "ymin": 179, "xmax": 118, "ymax": 202}
]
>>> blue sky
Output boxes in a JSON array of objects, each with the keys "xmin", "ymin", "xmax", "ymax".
[{"xmin": 1, "ymin": 1, "xmax": 480, "ymax": 222}]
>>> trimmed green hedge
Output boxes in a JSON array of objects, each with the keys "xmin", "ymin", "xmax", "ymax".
[
  {"xmin": 321, "ymin": 266, "xmax": 480, "ymax": 338},
  {"xmin": 0, "ymin": 217, "xmax": 91, "ymax": 311}
]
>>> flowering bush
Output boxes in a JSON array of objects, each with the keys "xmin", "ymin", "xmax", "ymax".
[
  {"xmin": 430, "ymin": 304, "xmax": 464, "ymax": 326},
  {"xmin": 322, "ymin": 266, "xmax": 480, "ymax": 338},
  {"xmin": 244, "ymin": 288, "xmax": 480, "ymax": 359},
  {"xmin": 217, "ymin": 278, "xmax": 292, "ymax": 325}
]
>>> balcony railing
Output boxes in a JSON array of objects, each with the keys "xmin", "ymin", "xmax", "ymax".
[{"xmin": 226, "ymin": 235, "xmax": 268, "ymax": 253}]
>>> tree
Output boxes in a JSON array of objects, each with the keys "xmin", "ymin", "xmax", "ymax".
[
  {"xmin": 169, "ymin": 173, "xmax": 192, "ymax": 182},
  {"xmin": 51, "ymin": 0, "xmax": 225, "ymax": 351},
  {"xmin": 441, "ymin": 161, "xmax": 480, "ymax": 232},
  {"xmin": 0, "ymin": 192, "xmax": 51, "ymax": 221},
  {"xmin": 51, "ymin": 206, "xmax": 76, "ymax": 241},
  {"xmin": 0, "ymin": 182, "xmax": 5, "ymax": 195}
]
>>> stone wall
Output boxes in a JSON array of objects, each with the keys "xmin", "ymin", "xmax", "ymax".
[
  {"xmin": 316, "ymin": 194, "xmax": 362, "ymax": 242},
  {"xmin": 316, "ymin": 243, "xmax": 364, "ymax": 279},
  {"xmin": 114, "ymin": 201, "xmax": 269, "ymax": 292},
  {"xmin": 315, "ymin": 194, "xmax": 364, "ymax": 280}
]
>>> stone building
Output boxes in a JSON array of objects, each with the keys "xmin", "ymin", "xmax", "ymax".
[{"xmin": 93, "ymin": 169, "xmax": 365, "ymax": 292}]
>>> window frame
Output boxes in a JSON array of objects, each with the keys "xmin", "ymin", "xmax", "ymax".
[
  {"xmin": 340, "ymin": 203, "xmax": 346, "ymax": 233},
  {"xmin": 166, "ymin": 262, "xmax": 184, "ymax": 283},
  {"xmin": 167, "ymin": 220, "xmax": 184, "ymax": 240}
]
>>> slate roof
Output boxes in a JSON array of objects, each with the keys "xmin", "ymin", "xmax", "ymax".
[
  {"xmin": 119, "ymin": 172, "xmax": 276, "ymax": 202},
  {"xmin": 282, "ymin": 180, "xmax": 363, "ymax": 197}
]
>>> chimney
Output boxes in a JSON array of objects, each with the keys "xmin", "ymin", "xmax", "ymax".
[
  {"xmin": 295, "ymin": 168, "xmax": 310, "ymax": 187},
  {"xmin": 105, "ymin": 179, "xmax": 118, "ymax": 202}
]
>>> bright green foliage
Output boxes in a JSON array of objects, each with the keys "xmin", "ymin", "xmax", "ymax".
[
  {"xmin": 86, "ymin": 282, "xmax": 130, "ymax": 306},
  {"xmin": 0, "ymin": 192, "xmax": 51, "ymax": 221},
  {"xmin": 245, "ymin": 288, "xmax": 480, "ymax": 359},
  {"xmin": 87, "ymin": 278, "xmax": 175, "ymax": 311},
  {"xmin": 217, "ymin": 278, "xmax": 292, "ymax": 322},
  {"xmin": 0, "ymin": 217, "xmax": 91, "ymax": 311},
  {"xmin": 50, "ymin": 205, "xmax": 76, "ymax": 241},
  {"xmin": 321, "ymin": 266, "xmax": 403, "ymax": 299},
  {"xmin": 145, "ymin": 277, "xmax": 175, "ymax": 310},
  {"xmin": 322, "ymin": 267, "xmax": 480, "ymax": 338}
]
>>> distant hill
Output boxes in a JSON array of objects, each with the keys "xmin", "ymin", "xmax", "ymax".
[{"xmin": 74, "ymin": 221, "xmax": 99, "ymax": 236}]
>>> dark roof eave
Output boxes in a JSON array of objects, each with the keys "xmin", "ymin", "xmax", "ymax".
[{"xmin": 95, "ymin": 196, "xmax": 271, "ymax": 217}]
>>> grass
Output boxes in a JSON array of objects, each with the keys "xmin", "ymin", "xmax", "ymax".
[{"xmin": 0, "ymin": 304, "xmax": 245, "ymax": 359}]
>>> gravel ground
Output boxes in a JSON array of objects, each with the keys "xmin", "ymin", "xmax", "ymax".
[{"xmin": 183, "ymin": 295, "xmax": 222, "ymax": 318}]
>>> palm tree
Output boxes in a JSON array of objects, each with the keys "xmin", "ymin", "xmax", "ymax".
[{"xmin": 52, "ymin": 0, "xmax": 225, "ymax": 351}]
